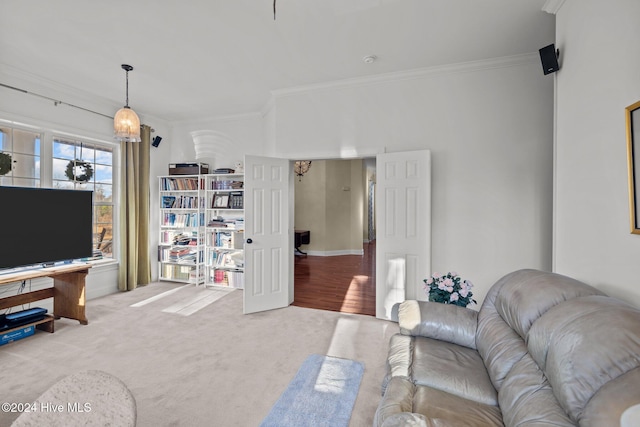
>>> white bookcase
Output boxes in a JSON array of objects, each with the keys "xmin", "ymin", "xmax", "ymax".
[
  {"xmin": 203, "ymin": 173, "xmax": 244, "ymax": 289},
  {"xmin": 158, "ymin": 175, "xmax": 206, "ymax": 284}
]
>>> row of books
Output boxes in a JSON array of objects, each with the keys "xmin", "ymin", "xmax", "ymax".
[
  {"xmin": 207, "ymin": 231, "xmax": 244, "ymax": 249},
  {"xmin": 210, "ymin": 269, "xmax": 244, "ymax": 288},
  {"xmin": 210, "ymin": 180, "xmax": 243, "ymax": 190},
  {"xmin": 158, "ymin": 246, "xmax": 204, "ymax": 264},
  {"xmin": 160, "ymin": 177, "xmax": 202, "ymax": 191},
  {"xmin": 160, "ymin": 231, "xmax": 199, "ymax": 246},
  {"xmin": 161, "ymin": 195, "xmax": 204, "ymax": 209},
  {"xmin": 161, "ymin": 264, "xmax": 204, "ymax": 283},
  {"xmin": 206, "ymin": 216, "xmax": 244, "ymax": 229},
  {"xmin": 208, "ymin": 249, "xmax": 244, "ymax": 269},
  {"xmin": 162, "ymin": 212, "xmax": 205, "ymax": 228}
]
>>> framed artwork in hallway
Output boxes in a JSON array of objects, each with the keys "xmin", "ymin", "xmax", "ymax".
[{"xmin": 626, "ymin": 100, "xmax": 640, "ymax": 234}]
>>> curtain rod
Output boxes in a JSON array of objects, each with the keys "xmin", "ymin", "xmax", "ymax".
[{"xmin": 1, "ymin": 82, "xmax": 115, "ymax": 120}]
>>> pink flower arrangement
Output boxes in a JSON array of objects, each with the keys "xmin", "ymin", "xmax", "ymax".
[{"xmin": 423, "ymin": 271, "xmax": 476, "ymax": 307}]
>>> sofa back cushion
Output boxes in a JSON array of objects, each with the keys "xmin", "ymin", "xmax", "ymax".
[
  {"xmin": 498, "ymin": 353, "xmax": 575, "ymax": 427},
  {"xmin": 527, "ymin": 295, "xmax": 640, "ymax": 423},
  {"xmin": 476, "ymin": 269, "xmax": 604, "ymax": 391}
]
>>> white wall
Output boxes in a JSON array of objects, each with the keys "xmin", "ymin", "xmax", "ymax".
[
  {"xmin": 1, "ymin": 54, "xmax": 555, "ymax": 307},
  {"xmin": 294, "ymin": 159, "xmax": 364, "ymax": 255},
  {"xmin": 169, "ymin": 114, "xmax": 266, "ymax": 170},
  {"xmin": 271, "ymin": 57, "xmax": 554, "ymax": 304},
  {"xmin": 554, "ymin": 0, "xmax": 640, "ymax": 306}
]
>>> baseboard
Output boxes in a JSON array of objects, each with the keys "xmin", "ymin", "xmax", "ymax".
[{"xmin": 305, "ymin": 249, "xmax": 364, "ymax": 257}]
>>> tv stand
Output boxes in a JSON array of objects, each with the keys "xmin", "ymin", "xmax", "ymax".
[{"xmin": 0, "ymin": 264, "xmax": 92, "ymax": 335}]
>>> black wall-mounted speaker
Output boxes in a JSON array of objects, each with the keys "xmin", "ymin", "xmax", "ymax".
[
  {"xmin": 152, "ymin": 136, "xmax": 162, "ymax": 147},
  {"xmin": 539, "ymin": 44, "xmax": 560, "ymax": 75}
]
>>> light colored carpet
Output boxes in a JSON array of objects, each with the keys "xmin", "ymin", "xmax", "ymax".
[
  {"xmin": 259, "ymin": 354, "xmax": 364, "ymax": 427},
  {"xmin": 0, "ymin": 282, "xmax": 397, "ymax": 426}
]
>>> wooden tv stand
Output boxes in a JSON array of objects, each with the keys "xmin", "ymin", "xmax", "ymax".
[{"xmin": 0, "ymin": 263, "xmax": 91, "ymax": 334}]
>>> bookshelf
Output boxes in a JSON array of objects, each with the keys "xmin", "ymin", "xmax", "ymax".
[
  {"xmin": 158, "ymin": 175, "xmax": 205, "ymax": 284},
  {"xmin": 204, "ymin": 173, "xmax": 244, "ymax": 289}
]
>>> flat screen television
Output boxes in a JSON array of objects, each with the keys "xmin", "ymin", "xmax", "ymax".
[{"xmin": 0, "ymin": 186, "xmax": 93, "ymax": 270}]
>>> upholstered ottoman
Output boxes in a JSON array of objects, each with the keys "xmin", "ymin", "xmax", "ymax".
[{"xmin": 11, "ymin": 370, "xmax": 136, "ymax": 426}]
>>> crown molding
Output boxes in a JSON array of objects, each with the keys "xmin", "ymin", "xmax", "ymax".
[
  {"xmin": 171, "ymin": 111, "xmax": 263, "ymax": 128},
  {"xmin": 271, "ymin": 53, "xmax": 539, "ymax": 99},
  {"xmin": 542, "ymin": 0, "xmax": 567, "ymax": 15}
]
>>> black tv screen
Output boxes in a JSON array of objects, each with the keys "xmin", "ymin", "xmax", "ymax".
[{"xmin": 0, "ymin": 186, "xmax": 93, "ymax": 270}]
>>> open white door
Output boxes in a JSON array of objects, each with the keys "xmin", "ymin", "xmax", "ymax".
[
  {"xmin": 376, "ymin": 150, "xmax": 431, "ymax": 319},
  {"xmin": 243, "ymin": 155, "xmax": 292, "ymax": 314}
]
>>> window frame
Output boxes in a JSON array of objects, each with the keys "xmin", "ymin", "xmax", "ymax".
[
  {"xmin": 0, "ymin": 120, "xmax": 120, "ymax": 265},
  {"xmin": 51, "ymin": 134, "xmax": 118, "ymax": 262}
]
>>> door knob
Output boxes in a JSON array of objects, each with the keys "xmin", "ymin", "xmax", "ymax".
[{"xmin": 246, "ymin": 238, "xmax": 253, "ymax": 244}]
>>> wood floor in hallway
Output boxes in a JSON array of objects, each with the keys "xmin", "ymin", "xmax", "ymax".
[{"xmin": 293, "ymin": 241, "xmax": 376, "ymax": 316}]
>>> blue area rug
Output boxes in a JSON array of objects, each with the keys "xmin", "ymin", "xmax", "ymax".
[{"xmin": 259, "ymin": 354, "xmax": 365, "ymax": 427}]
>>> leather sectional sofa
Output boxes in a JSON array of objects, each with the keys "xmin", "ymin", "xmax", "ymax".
[{"xmin": 374, "ymin": 269, "xmax": 640, "ymax": 427}]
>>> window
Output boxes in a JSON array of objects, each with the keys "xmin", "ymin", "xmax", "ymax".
[
  {"xmin": 0, "ymin": 123, "xmax": 117, "ymax": 262},
  {"xmin": 53, "ymin": 137, "xmax": 115, "ymax": 259},
  {"xmin": 0, "ymin": 127, "xmax": 41, "ymax": 187}
]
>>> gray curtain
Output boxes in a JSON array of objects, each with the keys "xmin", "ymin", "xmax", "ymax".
[{"xmin": 118, "ymin": 125, "xmax": 151, "ymax": 291}]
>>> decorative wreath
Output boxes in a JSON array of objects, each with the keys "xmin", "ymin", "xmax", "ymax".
[
  {"xmin": 65, "ymin": 159, "xmax": 94, "ymax": 183},
  {"xmin": 0, "ymin": 152, "xmax": 11, "ymax": 176}
]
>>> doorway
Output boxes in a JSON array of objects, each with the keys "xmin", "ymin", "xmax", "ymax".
[{"xmin": 291, "ymin": 158, "xmax": 376, "ymax": 316}]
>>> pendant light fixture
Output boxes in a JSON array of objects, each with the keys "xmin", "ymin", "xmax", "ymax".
[
  {"xmin": 294, "ymin": 161, "xmax": 312, "ymax": 181},
  {"xmin": 114, "ymin": 64, "xmax": 141, "ymax": 142}
]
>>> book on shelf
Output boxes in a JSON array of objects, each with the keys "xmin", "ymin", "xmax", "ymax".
[
  {"xmin": 162, "ymin": 212, "xmax": 205, "ymax": 227},
  {"xmin": 162, "ymin": 195, "xmax": 202, "ymax": 209},
  {"xmin": 229, "ymin": 192, "xmax": 244, "ymax": 209},
  {"xmin": 160, "ymin": 177, "xmax": 202, "ymax": 191},
  {"xmin": 162, "ymin": 264, "xmax": 204, "ymax": 284},
  {"xmin": 162, "ymin": 195, "xmax": 176, "ymax": 208},
  {"xmin": 206, "ymin": 216, "xmax": 244, "ymax": 229},
  {"xmin": 209, "ymin": 249, "xmax": 244, "ymax": 269},
  {"xmin": 211, "ymin": 180, "xmax": 243, "ymax": 190},
  {"xmin": 209, "ymin": 269, "xmax": 244, "ymax": 288},
  {"xmin": 208, "ymin": 231, "xmax": 244, "ymax": 248}
]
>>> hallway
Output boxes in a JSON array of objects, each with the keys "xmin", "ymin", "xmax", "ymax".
[{"xmin": 293, "ymin": 241, "xmax": 375, "ymax": 316}]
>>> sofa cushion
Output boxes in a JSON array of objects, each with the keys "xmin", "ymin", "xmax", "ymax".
[
  {"xmin": 527, "ymin": 295, "xmax": 640, "ymax": 423},
  {"xmin": 412, "ymin": 336, "xmax": 498, "ymax": 406},
  {"xmin": 375, "ymin": 377, "xmax": 503, "ymax": 427},
  {"xmin": 411, "ymin": 382, "xmax": 503, "ymax": 427},
  {"xmin": 476, "ymin": 269, "xmax": 604, "ymax": 392},
  {"xmin": 580, "ymin": 367, "xmax": 640, "ymax": 427},
  {"xmin": 498, "ymin": 353, "xmax": 574, "ymax": 427},
  {"xmin": 493, "ymin": 270, "xmax": 603, "ymax": 339}
]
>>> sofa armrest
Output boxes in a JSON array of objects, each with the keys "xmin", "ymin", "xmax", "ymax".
[
  {"xmin": 373, "ymin": 377, "xmax": 416, "ymax": 427},
  {"xmin": 398, "ymin": 300, "xmax": 478, "ymax": 349}
]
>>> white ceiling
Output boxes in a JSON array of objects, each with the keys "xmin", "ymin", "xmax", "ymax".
[{"xmin": 0, "ymin": 0, "xmax": 555, "ymax": 123}]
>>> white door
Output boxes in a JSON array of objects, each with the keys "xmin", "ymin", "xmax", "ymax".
[
  {"xmin": 243, "ymin": 155, "xmax": 293, "ymax": 314},
  {"xmin": 376, "ymin": 150, "xmax": 431, "ymax": 319}
]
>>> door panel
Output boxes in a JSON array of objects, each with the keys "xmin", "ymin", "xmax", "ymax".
[
  {"xmin": 376, "ymin": 150, "xmax": 431, "ymax": 319},
  {"xmin": 244, "ymin": 155, "xmax": 291, "ymax": 314}
]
